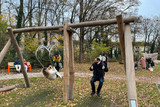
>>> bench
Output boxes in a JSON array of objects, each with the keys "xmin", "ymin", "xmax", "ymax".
[{"xmin": 8, "ymin": 62, "xmax": 32, "ymax": 73}]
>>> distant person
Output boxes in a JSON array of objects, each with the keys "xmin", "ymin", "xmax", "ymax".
[
  {"xmin": 99, "ymin": 53, "xmax": 102, "ymax": 61},
  {"xmin": 146, "ymin": 57, "xmax": 152, "ymax": 69},
  {"xmin": 90, "ymin": 58, "xmax": 105, "ymax": 96},
  {"xmin": 134, "ymin": 62, "xmax": 138, "ymax": 70},
  {"xmin": 140, "ymin": 56, "xmax": 146, "ymax": 69},
  {"xmin": 151, "ymin": 60, "xmax": 155, "ymax": 67},
  {"xmin": 102, "ymin": 53, "xmax": 108, "ymax": 72},
  {"xmin": 24, "ymin": 59, "xmax": 28, "ymax": 72},
  {"xmin": 53, "ymin": 52, "xmax": 62, "ymax": 71},
  {"xmin": 14, "ymin": 59, "xmax": 21, "ymax": 73},
  {"xmin": 101, "ymin": 53, "xmax": 106, "ymax": 63},
  {"xmin": 146, "ymin": 57, "xmax": 154, "ymax": 69}
]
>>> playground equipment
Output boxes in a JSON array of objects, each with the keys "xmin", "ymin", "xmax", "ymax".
[
  {"xmin": 0, "ymin": 15, "xmax": 138, "ymax": 107},
  {"xmin": 35, "ymin": 44, "xmax": 63, "ymax": 79}
]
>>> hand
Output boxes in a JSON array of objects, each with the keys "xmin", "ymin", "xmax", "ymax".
[
  {"xmin": 60, "ymin": 68, "xmax": 63, "ymax": 71},
  {"xmin": 91, "ymin": 66, "xmax": 93, "ymax": 69},
  {"xmin": 102, "ymin": 66, "xmax": 105, "ymax": 70}
]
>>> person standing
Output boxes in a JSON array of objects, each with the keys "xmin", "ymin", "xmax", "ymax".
[
  {"xmin": 24, "ymin": 59, "xmax": 28, "ymax": 72},
  {"xmin": 140, "ymin": 56, "xmax": 146, "ymax": 69},
  {"xmin": 90, "ymin": 58, "xmax": 105, "ymax": 96},
  {"xmin": 53, "ymin": 52, "xmax": 62, "ymax": 71}
]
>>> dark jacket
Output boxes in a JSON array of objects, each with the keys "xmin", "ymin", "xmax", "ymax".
[
  {"xmin": 90, "ymin": 62, "xmax": 105, "ymax": 76},
  {"xmin": 14, "ymin": 60, "xmax": 20, "ymax": 65},
  {"xmin": 146, "ymin": 58, "xmax": 152, "ymax": 63}
]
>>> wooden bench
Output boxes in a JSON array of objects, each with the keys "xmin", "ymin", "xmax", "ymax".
[{"xmin": 8, "ymin": 62, "xmax": 32, "ymax": 73}]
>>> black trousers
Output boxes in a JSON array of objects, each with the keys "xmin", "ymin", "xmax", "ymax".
[{"xmin": 90, "ymin": 75, "xmax": 104, "ymax": 94}]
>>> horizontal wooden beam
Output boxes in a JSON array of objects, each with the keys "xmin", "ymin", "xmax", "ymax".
[
  {"xmin": 13, "ymin": 25, "xmax": 63, "ymax": 33},
  {"xmin": 10, "ymin": 16, "xmax": 136, "ymax": 34},
  {"xmin": 59, "ymin": 27, "xmax": 76, "ymax": 33},
  {"xmin": 69, "ymin": 16, "xmax": 136, "ymax": 28}
]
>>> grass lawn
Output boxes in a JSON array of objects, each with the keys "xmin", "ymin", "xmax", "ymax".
[{"xmin": 0, "ymin": 77, "xmax": 160, "ymax": 107}]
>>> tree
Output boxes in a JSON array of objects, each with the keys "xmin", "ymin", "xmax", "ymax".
[
  {"xmin": 16, "ymin": 0, "xmax": 23, "ymax": 44},
  {"xmin": 139, "ymin": 16, "xmax": 160, "ymax": 53},
  {"xmin": 64, "ymin": 0, "xmax": 139, "ymax": 62}
]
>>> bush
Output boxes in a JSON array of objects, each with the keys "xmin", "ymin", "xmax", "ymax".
[
  {"xmin": 90, "ymin": 41, "xmax": 110, "ymax": 59},
  {"xmin": 134, "ymin": 52, "xmax": 142, "ymax": 61}
]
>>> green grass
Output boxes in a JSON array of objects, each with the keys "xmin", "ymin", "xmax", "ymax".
[
  {"xmin": 0, "ymin": 77, "xmax": 160, "ymax": 106},
  {"xmin": 135, "ymin": 64, "xmax": 160, "ymax": 77}
]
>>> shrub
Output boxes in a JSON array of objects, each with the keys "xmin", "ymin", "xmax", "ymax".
[{"xmin": 90, "ymin": 41, "xmax": 110, "ymax": 59}]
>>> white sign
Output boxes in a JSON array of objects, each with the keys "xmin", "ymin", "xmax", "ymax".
[{"xmin": 130, "ymin": 99, "xmax": 137, "ymax": 107}]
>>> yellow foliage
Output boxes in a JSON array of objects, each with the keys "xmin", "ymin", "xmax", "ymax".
[
  {"xmin": 22, "ymin": 36, "xmax": 39, "ymax": 54},
  {"xmin": 0, "ymin": 14, "xmax": 3, "ymax": 19},
  {"xmin": 1, "ymin": 14, "xmax": 17, "ymax": 25},
  {"xmin": 58, "ymin": 35, "xmax": 63, "ymax": 40}
]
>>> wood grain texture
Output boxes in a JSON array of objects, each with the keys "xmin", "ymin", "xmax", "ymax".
[
  {"xmin": 116, "ymin": 15, "xmax": 126, "ymax": 68},
  {"xmin": 63, "ymin": 22, "xmax": 70, "ymax": 104},
  {"xmin": 69, "ymin": 32, "xmax": 74, "ymax": 100},
  {"xmin": 7, "ymin": 27, "xmax": 30, "ymax": 87},
  {"xmin": 124, "ymin": 24, "xmax": 138, "ymax": 107}
]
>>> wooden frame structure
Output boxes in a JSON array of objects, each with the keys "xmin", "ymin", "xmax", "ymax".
[{"xmin": 0, "ymin": 15, "xmax": 138, "ymax": 107}]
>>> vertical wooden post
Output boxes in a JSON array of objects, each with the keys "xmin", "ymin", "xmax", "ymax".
[
  {"xmin": 124, "ymin": 24, "xmax": 138, "ymax": 107},
  {"xmin": 63, "ymin": 22, "xmax": 70, "ymax": 104},
  {"xmin": 69, "ymin": 32, "xmax": 74, "ymax": 100},
  {"xmin": 116, "ymin": 15, "xmax": 126, "ymax": 67},
  {"xmin": 7, "ymin": 27, "xmax": 30, "ymax": 87}
]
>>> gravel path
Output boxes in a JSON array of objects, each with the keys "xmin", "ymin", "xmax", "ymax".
[{"xmin": 0, "ymin": 72, "xmax": 160, "ymax": 84}]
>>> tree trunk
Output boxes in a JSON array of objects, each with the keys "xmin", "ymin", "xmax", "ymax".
[
  {"xmin": 79, "ymin": 28, "xmax": 84, "ymax": 63},
  {"xmin": 37, "ymin": 0, "xmax": 41, "ymax": 40},
  {"xmin": 0, "ymin": 0, "xmax": 1, "ymax": 16},
  {"xmin": 16, "ymin": 0, "xmax": 23, "ymax": 45},
  {"xmin": 144, "ymin": 27, "xmax": 147, "ymax": 53},
  {"xmin": 44, "ymin": 2, "xmax": 48, "ymax": 46},
  {"xmin": 79, "ymin": 0, "xmax": 84, "ymax": 63},
  {"xmin": 29, "ymin": 0, "xmax": 32, "ymax": 27}
]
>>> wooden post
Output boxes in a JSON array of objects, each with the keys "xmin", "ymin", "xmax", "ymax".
[
  {"xmin": 69, "ymin": 31, "xmax": 74, "ymax": 100},
  {"xmin": 63, "ymin": 22, "xmax": 70, "ymax": 104},
  {"xmin": 124, "ymin": 24, "xmax": 138, "ymax": 107},
  {"xmin": 7, "ymin": 27, "xmax": 30, "ymax": 87},
  {"xmin": 0, "ymin": 39, "xmax": 12, "ymax": 64},
  {"xmin": 116, "ymin": 15, "xmax": 126, "ymax": 66}
]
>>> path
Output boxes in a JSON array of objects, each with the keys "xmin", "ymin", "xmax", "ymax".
[{"xmin": 0, "ymin": 72, "xmax": 160, "ymax": 84}]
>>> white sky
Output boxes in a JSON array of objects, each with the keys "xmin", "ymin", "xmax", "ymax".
[{"xmin": 138, "ymin": 0, "xmax": 160, "ymax": 18}]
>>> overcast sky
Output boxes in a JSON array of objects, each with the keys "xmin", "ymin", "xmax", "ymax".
[{"xmin": 138, "ymin": 0, "xmax": 160, "ymax": 18}]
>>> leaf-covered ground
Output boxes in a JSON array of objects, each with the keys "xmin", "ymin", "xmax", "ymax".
[
  {"xmin": 0, "ymin": 62, "xmax": 160, "ymax": 106},
  {"xmin": 75, "ymin": 62, "xmax": 160, "ymax": 77},
  {"xmin": 0, "ymin": 77, "xmax": 160, "ymax": 107}
]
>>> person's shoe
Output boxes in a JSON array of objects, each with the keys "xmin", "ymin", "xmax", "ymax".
[
  {"xmin": 91, "ymin": 92, "xmax": 95, "ymax": 96},
  {"xmin": 97, "ymin": 93, "xmax": 100, "ymax": 97}
]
